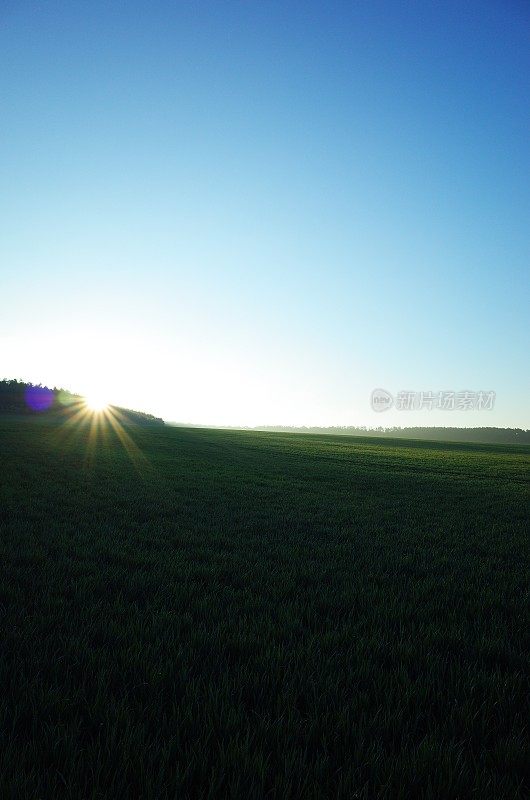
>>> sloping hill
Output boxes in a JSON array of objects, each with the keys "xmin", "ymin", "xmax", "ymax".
[{"xmin": 0, "ymin": 379, "xmax": 163, "ymax": 425}]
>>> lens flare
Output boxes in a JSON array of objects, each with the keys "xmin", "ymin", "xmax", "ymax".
[
  {"xmin": 50, "ymin": 389, "xmax": 149, "ymax": 476},
  {"xmin": 84, "ymin": 393, "xmax": 108, "ymax": 412},
  {"xmin": 25, "ymin": 386, "xmax": 54, "ymax": 412}
]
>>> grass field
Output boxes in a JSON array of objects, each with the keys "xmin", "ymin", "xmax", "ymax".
[{"xmin": 0, "ymin": 415, "xmax": 528, "ymax": 799}]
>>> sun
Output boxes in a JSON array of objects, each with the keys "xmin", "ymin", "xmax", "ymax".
[{"xmin": 84, "ymin": 393, "xmax": 109, "ymax": 413}]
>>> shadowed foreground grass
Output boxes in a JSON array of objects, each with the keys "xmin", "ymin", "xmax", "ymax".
[{"xmin": 0, "ymin": 416, "xmax": 528, "ymax": 798}]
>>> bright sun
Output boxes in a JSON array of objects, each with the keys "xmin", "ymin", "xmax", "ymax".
[{"xmin": 85, "ymin": 393, "xmax": 109, "ymax": 412}]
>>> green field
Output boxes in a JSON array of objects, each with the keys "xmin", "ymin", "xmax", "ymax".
[{"xmin": 0, "ymin": 416, "xmax": 528, "ymax": 799}]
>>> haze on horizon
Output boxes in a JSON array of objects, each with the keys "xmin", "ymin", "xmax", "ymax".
[{"xmin": 1, "ymin": 1, "xmax": 529, "ymax": 429}]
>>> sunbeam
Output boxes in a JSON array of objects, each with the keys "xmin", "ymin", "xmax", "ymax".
[{"xmin": 51, "ymin": 395, "xmax": 150, "ymax": 476}]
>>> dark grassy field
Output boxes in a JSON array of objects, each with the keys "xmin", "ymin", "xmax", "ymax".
[{"xmin": 0, "ymin": 415, "xmax": 528, "ymax": 799}]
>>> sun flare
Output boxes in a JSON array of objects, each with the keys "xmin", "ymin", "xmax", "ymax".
[{"xmin": 84, "ymin": 393, "xmax": 109, "ymax": 413}]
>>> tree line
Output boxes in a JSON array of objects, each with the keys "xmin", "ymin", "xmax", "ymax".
[
  {"xmin": 254, "ymin": 425, "xmax": 530, "ymax": 445},
  {"xmin": 0, "ymin": 379, "xmax": 163, "ymax": 425}
]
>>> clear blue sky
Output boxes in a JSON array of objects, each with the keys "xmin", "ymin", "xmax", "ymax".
[{"xmin": 1, "ymin": 1, "xmax": 528, "ymax": 427}]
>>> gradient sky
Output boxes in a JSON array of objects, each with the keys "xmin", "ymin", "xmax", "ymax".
[{"xmin": 1, "ymin": 1, "xmax": 529, "ymax": 427}]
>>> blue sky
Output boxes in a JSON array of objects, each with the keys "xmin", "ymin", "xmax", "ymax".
[{"xmin": 1, "ymin": 1, "xmax": 528, "ymax": 426}]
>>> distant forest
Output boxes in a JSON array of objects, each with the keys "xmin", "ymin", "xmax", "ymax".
[
  {"xmin": 0, "ymin": 379, "xmax": 163, "ymax": 425},
  {"xmin": 3, "ymin": 380, "xmax": 527, "ymax": 443},
  {"xmin": 254, "ymin": 425, "xmax": 530, "ymax": 445}
]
